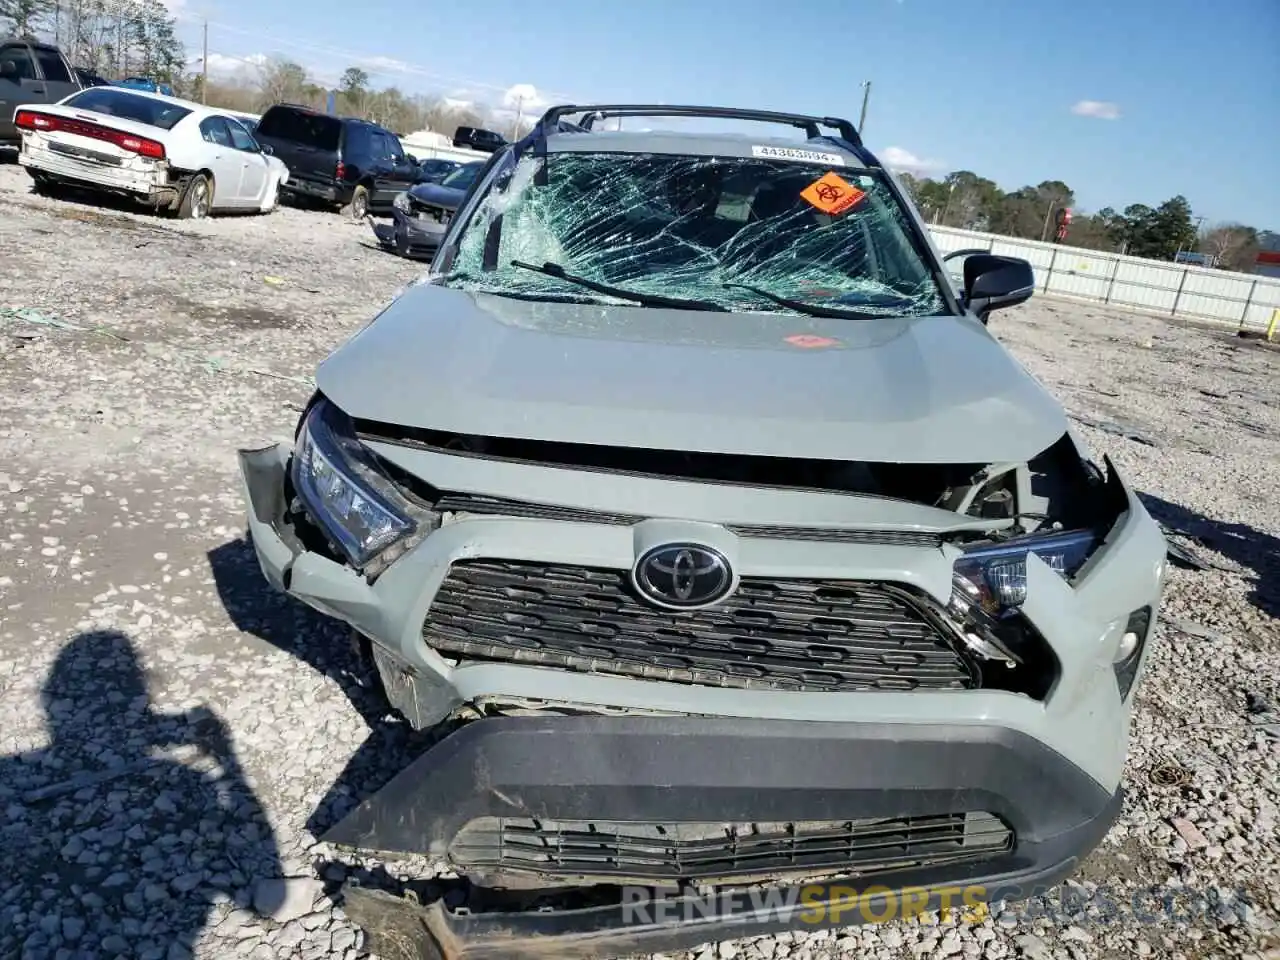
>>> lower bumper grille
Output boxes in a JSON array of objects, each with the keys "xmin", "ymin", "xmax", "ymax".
[
  {"xmin": 422, "ymin": 560, "xmax": 976, "ymax": 692},
  {"xmin": 451, "ymin": 813, "xmax": 1014, "ymax": 884}
]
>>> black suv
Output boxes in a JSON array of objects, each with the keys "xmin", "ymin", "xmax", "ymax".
[
  {"xmin": 452, "ymin": 125, "xmax": 506, "ymax": 153},
  {"xmin": 253, "ymin": 104, "xmax": 419, "ymax": 218}
]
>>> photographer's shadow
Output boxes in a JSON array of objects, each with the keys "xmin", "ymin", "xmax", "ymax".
[
  {"xmin": 207, "ymin": 537, "xmax": 389, "ymax": 729},
  {"xmin": 207, "ymin": 537, "xmax": 427, "ymax": 838},
  {"xmin": 0, "ymin": 630, "xmax": 284, "ymax": 957}
]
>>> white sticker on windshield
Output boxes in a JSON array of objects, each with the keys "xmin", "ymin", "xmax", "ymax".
[{"xmin": 751, "ymin": 145, "xmax": 847, "ymax": 166}]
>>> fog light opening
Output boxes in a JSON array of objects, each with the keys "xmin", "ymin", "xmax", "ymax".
[{"xmin": 1113, "ymin": 606, "xmax": 1153, "ymax": 700}]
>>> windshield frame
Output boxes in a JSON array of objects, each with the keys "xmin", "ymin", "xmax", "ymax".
[{"xmin": 428, "ymin": 144, "xmax": 964, "ymax": 318}]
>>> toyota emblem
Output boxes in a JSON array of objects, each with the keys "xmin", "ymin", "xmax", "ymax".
[{"xmin": 633, "ymin": 542, "xmax": 734, "ymax": 610}]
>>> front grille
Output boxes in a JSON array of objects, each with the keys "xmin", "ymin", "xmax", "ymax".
[
  {"xmin": 411, "ymin": 203, "xmax": 451, "ymax": 223},
  {"xmin": 451, "ymin": 813, "xmax": 1014, "ymax": 883},
  {"xmin": 422, "ymin": 560, "xmax": 976, "ymax": 692},
  {"xmin": 432, "ymin": 493, "xmax": 943, "ymax": 548}
]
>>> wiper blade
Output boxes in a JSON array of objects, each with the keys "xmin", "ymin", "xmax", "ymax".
[
  {"xmin": 727, "ymin": 283, "xmax": 878, "ymax": 320},
  {"xmin": 511, "ymin": 260, "xmax": 728, "ymax": 312}
]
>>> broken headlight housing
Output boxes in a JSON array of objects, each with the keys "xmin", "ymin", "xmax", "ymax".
[
  {"xmin": 946, "ymin": 529, "xmax": 1100, "ymax": 668},
  {"xmin": 953, "ymin": 529, "xmax": 1100, "ymax": 614},
  {"xmin": 291, "ymin": 399, "xmax": 418, "ymax": 568}
]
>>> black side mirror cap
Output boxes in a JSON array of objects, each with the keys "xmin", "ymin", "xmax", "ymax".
[{"xmin": 962, "ymin": 254, "xmax": 1036, "ymax": 321}]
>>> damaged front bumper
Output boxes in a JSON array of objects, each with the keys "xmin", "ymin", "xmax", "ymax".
[
  {"xmin": 325, "ymin": 715, "xmax": 1121, "ymax": 960},
  {"xmin": 371, "ymin": 209, "xmax": 449, "ymax": 259},
  {"xmin": 237, "ymin": 440, "xmax": 1164, "ymax": 957}
]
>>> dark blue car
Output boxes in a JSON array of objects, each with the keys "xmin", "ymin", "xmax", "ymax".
[{"xmin": 373, "ymin": 160, "xmax": 485, "ymax": 259}]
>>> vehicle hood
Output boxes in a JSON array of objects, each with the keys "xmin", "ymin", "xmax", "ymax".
[
  {"xmin": 317, "ymin": 284, "xmax": 1068, "ymax": 464},
  {"xmin": 406, "ymin": 182, "xmax": 467, "ymax": 208}
]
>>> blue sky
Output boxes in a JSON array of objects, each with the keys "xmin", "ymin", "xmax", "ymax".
[{"xmin": 183, "ymin": 0, "xmax": 1279, "ymax": 228}]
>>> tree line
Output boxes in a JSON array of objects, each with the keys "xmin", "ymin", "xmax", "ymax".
[
  {"xmin": 3, "ymin": 0, "xmax": 184, "ymax": 84},
  {"xmin": 190, "ymin": 60, "xmax": 534, "ymax": 146},
  {"xmin": 895, "ymin": 171, "xmax": 1263, "ymax": 270}
]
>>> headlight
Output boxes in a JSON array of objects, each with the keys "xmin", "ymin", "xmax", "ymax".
[
  {"xmin": 393, "ymin": 191, "xmax": 411, "ymax": 213},
  {"xmin": 291, "ymin": 399, "xmax": 418, "ymax": 568},
  {"xmin": 952, "ymin": 529, "xmax": 1100, "ymax": 615}
]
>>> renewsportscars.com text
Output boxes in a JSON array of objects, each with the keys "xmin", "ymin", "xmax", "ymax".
[{"xmin": 620, "ymin": 883, "xmax": 1256, "ymax": 927}]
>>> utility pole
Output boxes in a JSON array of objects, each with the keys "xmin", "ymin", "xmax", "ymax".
[
  {"xmin": 201, "ymin": 18, "xmax": 209, "ymax": 104},
  {"xmin": 858, "ymin": 80, "xmax": 871, "ymax": 134},
  {"xmin": 1191, "ymin": 215, "xmax": 1206, "ymax": 249},
  {"xmin": 511, "ymin": 95, "xmax": 524, "ymax": 139},
  {"xmin": 1040, "ymin": 202, "xmax": 1055, "ymax": 243},
  {"xmin": 940, "ymin": 181, "xmax": 956, "ymax": 226}
]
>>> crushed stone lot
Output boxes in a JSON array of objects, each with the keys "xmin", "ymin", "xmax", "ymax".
[{"xmin": 0, "ymin": 157, "xmax": 1278, "ymax": 960}]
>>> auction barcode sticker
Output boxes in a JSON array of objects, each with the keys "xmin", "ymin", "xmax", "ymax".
[{"xmin": 751, "ymin": 145, "xmax": 847, "ymax": 166}]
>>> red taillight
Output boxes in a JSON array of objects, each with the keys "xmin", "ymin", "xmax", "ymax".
[
  {"xmin": 13, "ymin": 110, "xmax": 166, "ymax": 160},
  {"xmin": 119, "ymin": 135, "xmax": 165, "ymax": 159},
  {"xmin": 335, "ymin": 161, "xmax": 346, "ymax": 180},
  {"xmin": 14, "ymin": 109, "xmax": 53, "ymax": 131}
]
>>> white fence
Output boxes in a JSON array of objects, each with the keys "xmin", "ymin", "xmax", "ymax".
[
  {"xmin": 927, "ymin": 225, "xmax": 1280, "ymax": 333},
  {"xmin": 399, "ymin": 135, "xmax": 490, "ymax": 165}
]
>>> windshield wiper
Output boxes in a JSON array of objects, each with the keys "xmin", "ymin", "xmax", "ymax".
[
  {"xmin": 511, "ymin": 260, "xmax": 728, "ymax": 312},
  {"xmin": 727, "ymin": 283, "xmax": 879, "ymax": 320}
]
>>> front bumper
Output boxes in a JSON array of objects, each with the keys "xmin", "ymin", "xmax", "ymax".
[
  {"xmin": 371, "ymin": 211, "xmax": 448, "ymax": 258},
  {"xmin": 324, "ymin": 714, "xmax": 1121, "ymax": 960},
  {"xmin": 240, "ymin": 440, "xmax": 1160, "ymax": 956},
  {"xmin": 395, "ymin": 206, "xmax": 449, "ymax": 250}
]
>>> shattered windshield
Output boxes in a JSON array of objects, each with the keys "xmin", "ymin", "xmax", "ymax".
[{"xmin": 435, "ymin": 151, "xmax": 950, "ymax": 317}]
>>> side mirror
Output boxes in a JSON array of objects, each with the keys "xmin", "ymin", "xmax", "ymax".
[
  {"xmin": 260, "ymin": 143, "xmax": 273, "ymax": 156},
  {"xmin": 962, "ymin": 254, "xmax": 1035, "ymax": 321}
]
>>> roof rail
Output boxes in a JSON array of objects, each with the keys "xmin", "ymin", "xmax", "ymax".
[{"xmin": 535, "ymin": 104, "xmax": 863, "ymax": 148}]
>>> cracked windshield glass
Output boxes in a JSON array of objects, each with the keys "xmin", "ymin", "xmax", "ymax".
[{"xmin": 436, "ymin": 151, "xmax": 950, "ymax": 318}]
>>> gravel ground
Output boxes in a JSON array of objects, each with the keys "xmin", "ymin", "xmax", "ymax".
[{"xmin": 0, "ymin": 156, "xmax": 1277, "ymax": 960}]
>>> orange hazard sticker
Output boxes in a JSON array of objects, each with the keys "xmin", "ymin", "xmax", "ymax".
[
  {"xmin": 784, "ymin": 334, "xmax": 839, "ymax": 349},
  {"xmin": 800, "ymin": 172, "xmax": 866, "ymax": 215}
]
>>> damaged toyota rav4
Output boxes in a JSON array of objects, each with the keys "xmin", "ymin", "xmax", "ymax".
[{"xmin": 238, "ymin": 104, "xmax": 1167, "ymax": 959}]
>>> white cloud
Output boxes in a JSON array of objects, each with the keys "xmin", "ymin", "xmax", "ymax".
[
  {"xmin": 501, "ymin": 83, "xmax": 546, "ymax": 110},
  {"xmin": 357, "ymin": 55, "xmax": 413, "ymax": 76},
  {"xmin": 880, "ymin": 145, "xmax": 944, "ymax": 174},
  {"xmin": 194, "ymin": 52, "xmax": 268, "ymax": 80},
  {"xmin": 1070, "ymin": 99, "xmax": 1121, "ymax": 120}
]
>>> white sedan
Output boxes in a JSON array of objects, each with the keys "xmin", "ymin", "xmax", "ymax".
[{"xmin": 12, "ymin": 86, "xmax": 289, "ymax": 218}]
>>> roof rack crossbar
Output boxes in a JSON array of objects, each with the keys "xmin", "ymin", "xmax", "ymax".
[{"xmin": 536, "ymin": 104, "xmax": 863, "ymax": 148}]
